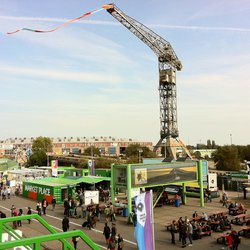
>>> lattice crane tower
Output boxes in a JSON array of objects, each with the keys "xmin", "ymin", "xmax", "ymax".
[{"xmin": 107, "ymin": 4, "xmax": 191, "ymax": 160}]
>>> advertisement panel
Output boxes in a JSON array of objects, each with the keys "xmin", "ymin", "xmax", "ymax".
[
  {"xmin": 22, "ymin": 182, "xmax": 54, "ymax": 202},
  {"xmin": 115, "ymin": 167, "xmax": 127, "ymax": 185},
  {"xmin": 131, "ymin": 162, "xmax": 197, "ymax": 188},
  {"xmin": 84, "ymin": 190, "xmax": 99, "ymax": 205}
]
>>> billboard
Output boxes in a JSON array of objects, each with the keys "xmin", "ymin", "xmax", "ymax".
[
  {"xmin": 131, "ymin": 162, "xmax": 197, "ymax": 188},
  {"xmin": 115, "ymin": 167, "xmax": 127, "ymax": 185}
]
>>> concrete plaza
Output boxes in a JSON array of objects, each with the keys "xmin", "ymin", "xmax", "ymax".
[{"xmin": 0, "ymin": 191, "xmax": 249, "ymax": 249}]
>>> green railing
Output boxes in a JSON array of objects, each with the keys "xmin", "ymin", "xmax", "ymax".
[{"xmin": 0, "ymin": 214, "xmax": 100, "ymax": 250}]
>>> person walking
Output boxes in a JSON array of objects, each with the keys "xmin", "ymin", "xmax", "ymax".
[
  {"xmin": 103, "ymin": 222, "xmax": 111, "ymax": 244},
  {"xmin": 62, "ymin": 215, "xmax": 70, "ymax": 232}
]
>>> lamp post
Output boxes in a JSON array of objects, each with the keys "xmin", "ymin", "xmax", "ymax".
[
  {"xmin": 230, "ymin": 134, "xmax": 232, "ymax": 145},
  {"xmin": 138, "ymin": 149, "xmax": 143, "ymax": 163}
]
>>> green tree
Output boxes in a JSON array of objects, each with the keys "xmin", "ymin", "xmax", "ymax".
[
  {"xmin": 28, "ymin": 137, "xmax": 53, "ymax": 166},
  {"xmin": 193, "ymin": 151, "xmax": 202, "ymax": 160},
  {"xmin": 83, "ymin": 146, "xmax": 101, "ymax": 157},
  {"xmin": 125, "ymin": 144, "xmax": 156, "ymax": 162},
  {"xmin": 212, "ymin": 145, "xmax": 241, "ymax": 171}
]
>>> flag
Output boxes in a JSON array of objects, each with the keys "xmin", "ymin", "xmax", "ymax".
[{"xmin": 134, "ymin": 191, "xmax": 154, "ymax": 250}]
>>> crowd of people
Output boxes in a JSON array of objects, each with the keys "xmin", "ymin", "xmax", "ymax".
[
  {"xmin": 60, "ymin": 190, "xmax": 124, "ymax": 250},
  {"xmin": 168, "ymin": 207, "xmax": 245, "ymax": 248}
]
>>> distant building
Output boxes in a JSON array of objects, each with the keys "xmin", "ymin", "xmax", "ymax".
[{"xmin": 0, "ymin": 136, "xmax": 153, "ymax": 158}]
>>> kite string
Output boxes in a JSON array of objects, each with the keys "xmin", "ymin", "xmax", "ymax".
[{"xmin": 7, "ymin": 4, "xmax": 112, "ymax": 35}]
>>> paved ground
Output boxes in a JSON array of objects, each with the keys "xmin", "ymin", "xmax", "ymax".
[{"xmin": 0, "ymin": 191, "xmax": 250, "ymax": 249}]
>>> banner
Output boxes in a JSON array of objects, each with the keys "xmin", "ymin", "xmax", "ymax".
[
  {"xmin": 51, "ymin": 160, "xmax": 58, "ymax": 177},
  {"xmin": 134, "ymin": 191, "xmax": 154, "ymax": 250},
  {"xmin": 88, "ymin": 159, "xmax": 95, "ymax": 176}
]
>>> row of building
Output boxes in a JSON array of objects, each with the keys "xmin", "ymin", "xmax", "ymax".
[{"xmin": 0, "ymin": 136, "xmax": 153, "ymax": 158}]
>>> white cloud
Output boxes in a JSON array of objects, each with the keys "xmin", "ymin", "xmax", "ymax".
[{"xmin": 0, "ymin": 64, "xmax": 122, "ymax": 84}]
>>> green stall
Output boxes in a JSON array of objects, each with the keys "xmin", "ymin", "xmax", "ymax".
[{"xmin": 22, "ymin": 176, "xmax": 111, "ymax": 204}]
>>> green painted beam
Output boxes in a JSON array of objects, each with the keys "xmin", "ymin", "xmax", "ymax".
[
  {"xmin": 0, "ymin": 215, "xmax": 99, "ymax": 250},
  {"xmin": 0, "ymin": 230, "xmax": 100, "ymax": 250},
  {"xmin": 2, "ymin": 224, "xmax": 32, "ymax": 250}
]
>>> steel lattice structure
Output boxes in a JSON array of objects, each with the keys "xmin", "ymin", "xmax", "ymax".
[{"xmin": 107, "ymin": 4, "xmax": 191, "ymax": 160}]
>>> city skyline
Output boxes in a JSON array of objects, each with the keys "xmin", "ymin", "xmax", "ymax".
[{"xmin": 0, "ymin": 0, "xmax": 250, "ymax": 146}]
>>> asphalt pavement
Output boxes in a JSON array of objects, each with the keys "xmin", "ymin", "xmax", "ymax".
[{"xmin": 0, "ymin": 191, "xmax": 249, "ymax": 249}]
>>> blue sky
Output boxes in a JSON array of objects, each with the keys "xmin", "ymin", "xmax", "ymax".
[{"xmin": 0, "ymin": 0, "xmax": 250, "ymax": 146}]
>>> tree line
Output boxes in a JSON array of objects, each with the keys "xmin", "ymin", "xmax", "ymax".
[{"xmin": 26, "ymin": 137, "xmax": 250, "ymax": 172}]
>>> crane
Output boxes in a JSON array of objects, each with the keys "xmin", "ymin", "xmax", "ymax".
[{"xmin": 106, "ymin": 4, "xmax": 192, "ymax": 160}]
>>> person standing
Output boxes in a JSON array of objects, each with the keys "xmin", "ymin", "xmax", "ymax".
[
  {"xmin": 36, "ymin": 201, "xmax": 42, "ymax": 216},
  {"xmin": 111, "ymin": 223, "xmax": 117, "ymax": 237},
  {"xmin": 11, "ymin": 205, "xmax": 15, "ymax": 216},
  {"xmin": 178, "ymin": 217, "xmax": 184, "ymax": 242},
  {"xmin": 107, "ymin": 235, "xmax": 117, "ymax": 250},
  {"xmin": 52, "ymin": 197, "xmax": 56, "ymax": 211},
  {"xmin": 103, "ymin": 222, "xmax": 111, "ymax": 244},
  {"xmin": 225, "ymin": 232, "xmax": 233, "ymax": 250},
  {"xmin": 110, "ymin": 203, "xmax": 116, "ymax": 222},
  {"xmin": 7, "ymin": 187, "xmax": 11, "ymax": 199},
  {"xmin": 17, "ymin": 208, "xmax": 23, "ymax": 227},
  {"xmin": 72, "ymin": 230, "xmax": 80, "ymax": 250},
  {"xmin": 12, "ymin": 207, "xmax": 18, "ymax": 229},
  {"xmin": 62, "ymin": 215, "xmax": 70, "ymax": 232},
  {"xmin": 42, "ymin": 199, "xmax": 48, "ymax": 215},
  {"xmin": 27, "ymin": 207, "xmax": 32, "ymax": 224},
  {"xmin": 222, "ymin": 192, "xmax": 228, "ymax": 208},
  {"xmin": 117, "ymin": 234, "xmax": 124, "ymax": 250},
  {"xmin": 95, "ymin": 204, "xmax": 101, "ymax": 221},
  {"xmin": 170, "ymin": 220, "xmax": 177, "ymax": 244},
  {"xmin": 181, "ymin": 220, "xmax": 188, "ymax": 248},
  {"xmin": 187, "ymin": 220, "xmax": 193, "ymax": 246},
  {"xmin": 232, "ymin": 230, "xmax": 240, "ymax": 250},
  {"xmin": 2, "ymin": 187, "xmax": 6, "ymax": 200},
  {"xmin": 64, "ymin": 198, "xmax": 70, "ymax": 217}
]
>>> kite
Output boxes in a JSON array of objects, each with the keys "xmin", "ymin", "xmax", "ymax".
[{"xmin": 7, "ymin": 4, "xmax": 112, "ymax": 35}]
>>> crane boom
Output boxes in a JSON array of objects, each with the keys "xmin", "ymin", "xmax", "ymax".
[
  {"xmin": 107, "ymin": 4, "xmax": 182, "ymax": 70},
  {"xmin": 106, "ymin": 4, "xmax": 191, "ymax": 160}
]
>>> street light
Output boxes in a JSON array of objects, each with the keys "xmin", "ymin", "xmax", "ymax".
[
  {"xmin": 138, "ymin": 149, "xmax": 143, "ymax": 163},
  {"xmin": 230, "ymin": 134, "xmax": 233, "ymax": 145}
]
